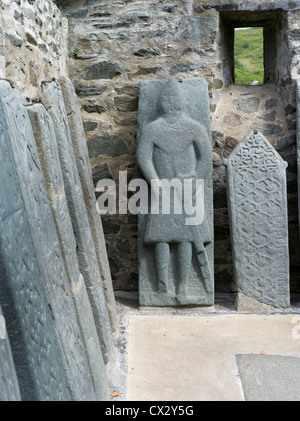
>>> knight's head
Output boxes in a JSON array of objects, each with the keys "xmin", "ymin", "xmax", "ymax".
[{"xmin": 159, "ymin": 79, "xmax": 186, "ymax": 116}]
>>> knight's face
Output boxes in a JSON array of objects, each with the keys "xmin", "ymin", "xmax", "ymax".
[
  {"xmin": 160, "ymin": 91, "xmax": 183, "ymax": 114},
  {"xmin": 159, "ymin": 79, "xmax": 185, "ymax": 115}
]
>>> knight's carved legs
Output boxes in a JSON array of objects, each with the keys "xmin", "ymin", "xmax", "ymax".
[
  {"xmin": 177, "ymin": 241, "xmax": 192, "ymax": 296},
  {"xmin": 155, "ymin": 242, "xmax": 169, "ymax": 293}
]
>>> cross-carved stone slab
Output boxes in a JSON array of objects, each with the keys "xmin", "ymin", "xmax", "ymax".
[
  {"xmin": 28, "ymin": 104, "xmax": 108, "ymax": 401},
  {"xmin": 224, "ymin": 131, "xmax": 290, "ymax": 309},
  {"xmin": 0, "ymin": 80, "xmax": 70, "ymax": 401},
  {"xmin": 41, "ymin": 82, "xmax": 113, "ymax": 363},
  {"xmin": 59, "ymin": 77, "xmax": 116, "ymax": 331},
  {"xmin": 1, "ymin": 81, "xmax": 102, "ymax": 400}
]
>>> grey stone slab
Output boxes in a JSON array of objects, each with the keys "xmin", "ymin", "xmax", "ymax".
[
  {"xmin": 0, "ymin": 307, "xmax": 21, "ymax": 401},
  {"xmin": 28, "ymin": 104, "xmax": 108, "ymax": 401},
  {"xmin": 297, "ymin": 78, "xmax": 300, "ymax": 236},
  {"xmin": 41, "ymin": 82, "xmax": 113, "ymax": 363},
  {"xmin": 0, "ymin": 81, "xmax": 98, "ymax": 401},
  {"xmin": 137, "ymin": 78, "xmax": 214, "ymax": 307},
  {"xmin": 60, "ymin": 76, "xmax": 117, "ymax": 331},
  {"xmin": 236, "ymin": 354, "xmax": 300, "ymax": 401},
  {"xmin": 224, "ymin": 131, "xmax": 290, "ymax": 309},
  {"xmin": 0, "ymin": 81, "xmax": 70, "ymax": 401}
]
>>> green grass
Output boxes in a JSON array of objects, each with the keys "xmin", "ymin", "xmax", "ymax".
[{"xmin": 234, "ymin": 27, "xmax": 264, "ymax": 85}]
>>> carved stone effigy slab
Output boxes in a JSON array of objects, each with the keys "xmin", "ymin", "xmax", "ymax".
[
  {"xmin": 0, "ymin": 306, "xmax": 21, "ymax": 401},
  {"xmin": 60, "ymin": 77, "xmax": 116, "ymax": 331},
  {"xmin": 41, "ymin": 82, "xmax": 113, "ymax": 363},
  {"xmin": 0, "ymin": 81, "xmax": 70, "ymax": 401},
  {"xmin": 137, "ymin": 78, "xmax": 214, "ymax": 306},
  {"xmin": 224, "ymin": 131, "xmax": 290, "ymax": 309},
  {"xmin": 0, "ymin": 81, "xmax": 100, "ymax": 400},
  {"xmin": 28, "ymin": 104, "xmax": 108, "ymax": 401}
]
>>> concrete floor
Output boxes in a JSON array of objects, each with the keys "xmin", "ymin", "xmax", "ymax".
[{"xmin": 106, "ymin": 292, "xmax": 300, "ymax": 402}]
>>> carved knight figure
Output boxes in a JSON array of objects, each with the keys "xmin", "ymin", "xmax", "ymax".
[{"xmin": 137, "ymin": 78, "xmax": 213, "ymax": 299}]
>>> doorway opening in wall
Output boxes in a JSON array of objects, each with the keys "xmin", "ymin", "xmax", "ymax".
[{"xmin": 234, "ymin": 27, "xmax": 264, "ymax": 85}]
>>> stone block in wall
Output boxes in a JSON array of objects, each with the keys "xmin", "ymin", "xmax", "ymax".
[
  {"xmin": 41, "ymin": 82, "xmax": 113, "ymax": 363},
  {"xmin": 184, "ymin": 15, "xmax": 218, "ymax": 46},
  {"xmin": 0, "ymin": 307, "xmax": 21, "ymax": 401},
  {"xmin": 59, "ymin": 76, "xmax": 117, "ymax": 331},
  {"xmin": 224, "ymin": 131, "xmax": 290, "ymax": 310},
  {"xmin": 28, "ymin": 103, "xmax": 108, "ymax": 401},
  {"xmin": 0, "ymin": 80, "xmax": 70, "ymax": 401}
]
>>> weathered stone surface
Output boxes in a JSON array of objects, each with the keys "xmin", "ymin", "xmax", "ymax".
[
  {"xmin": 250, "ymin": 123, "xmax": 283, "ymax": 137},
  {"xmin": 88, "ymin": 135, "xmax": 129, "ymax": 158},
  {"xmin": 83, "ymin": 121, "xmax": 98, "ymax": 132},
  {"xmin": 0, "ymin": 307, "xmax": 21, "ymax": 401},
  {"xmin": 134, "ymin": 48, "xmax": 161, "ymax": 58},
  {"xmin": 276, "ymin": 134, "xmax": 296, "ymax": 151},
  {"xmin": 0, "ymin": 81, "xmax": 100, "ymax": 400},
  {"xmin": 0, "ymin": 80, "xmax": 70, "ymax": 401},
  {"xmin": 92, "ymin": 162, "xmax": 113, "ymax": 185},
  {"xmin": 2, "ymin": 0, "xmax": 68, "ymax": 100},
  {"xmin": 265, "ymin": 98, "xmax": 277, "ymax": 109},
  {"xmin": 76, "ymin": 85, "xmax": 107, "ymax": 96},
  {"xmin": 41, "ymin": 82, "xmax": 113, "ymax": 362},
  {"xmin": 84, "ymin": 61, "xmax": 121, "ymax": 80},
  {"xmin": 233, "ymin": 97, "xmax": 260, "ymax": 114},
  {"xmin": 83, "ymin": 102, "xmax": 106, "ymax": 114},
  {"xmin": 137, "ymin": 78, "xmax": 214, "ymax": 306},
  {"xmin": 60, "ymin": 76, "xmax": 117, "ymax": 331},
  {"xmin": 114, "ymin": 95, "xmax": 139, "ymax": 112},
  {"xmin": 184, "ymin": 15, "xmax": 217, "ymax": 45},
  {"xmin": 235, "ymin": 292, "xmax": 280, "ymax": 313},
  {"xmin": 28, "ymin": 103, "xmax": 108, "ymax": 400},
  {"xmin": 236, "ymin": 354, "xmax": 300, "ymax": 401},
  {"xmin": 224, "ymin": 131, "xmax": 290, "ymax": 309}
]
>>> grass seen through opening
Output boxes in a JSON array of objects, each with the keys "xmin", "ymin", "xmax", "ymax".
[{"xmin": 234, "ymin": 27, "xmax": 264, "ymax": 85}]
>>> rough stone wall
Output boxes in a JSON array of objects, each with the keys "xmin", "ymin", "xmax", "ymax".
[
  {"xmin": 57, "ymin": 0, "xmax": 300, "ymax": 293},
  {"xmin": 0, "ymin": 0, "xmax": 68, "ymax": 101}
]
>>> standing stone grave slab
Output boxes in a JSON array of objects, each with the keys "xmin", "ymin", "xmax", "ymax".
[
  {"xmin": 0, "ymin": 306, "xmax": 21, "ymax": 401},
  {"xmin": 28, "ymin": 104, "xmax": 108, "ymax": 401},
  {"xmin": 224, "ymin": 131, "xmax": 290, "ymax": 310},
  {"xmin": 41, "ymin": 82, "xmax": 113, "ymax": 363},
  {"xmin": 0, "ymin": 81, "xmax": 70, "ymax": 401},
  {"xmin": 137, "ymin": 78, "xmax": 214, "ymax": 306},
  {"xmin": 59, "ymin": 77, "xmax": 116, "ymax": 331},
  {"xmin": 0, "ymin": 80, "xmax": 100, "ymax": 401}
]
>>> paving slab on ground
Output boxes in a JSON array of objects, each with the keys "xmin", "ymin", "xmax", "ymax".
[{"xmin": 126, "ymin": 313, "xmax": 300, "ymax": 401}]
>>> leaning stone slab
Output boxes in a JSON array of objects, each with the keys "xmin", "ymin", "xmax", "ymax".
[
  {"xmin": 137, "ymin": 78, "xmax": 214, "ymax": 306},
  {"xmin": 28, "ymin": 104, "xmax": 108, "ymax": 401},
  {"xmin": 0, "ymin": 81, "xmax": 100, "ymax": 400},
  {"xmin": 59, "ymin": 77, "xmax": 117, "ymax": 331},
  {"xmin": 0, "ymin": 81, "xmax": 70, "ymax": 401},
  {"xmin": 0, "ymin": 307, "xmax": 21, "ymax": 401},
  {"xmin": 41, "ymin": 82, "xmax": 113, "ymax": 363},
  {"xmin": 224, "ymin": 131, "xmax": 290, "ymax": 310}
]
